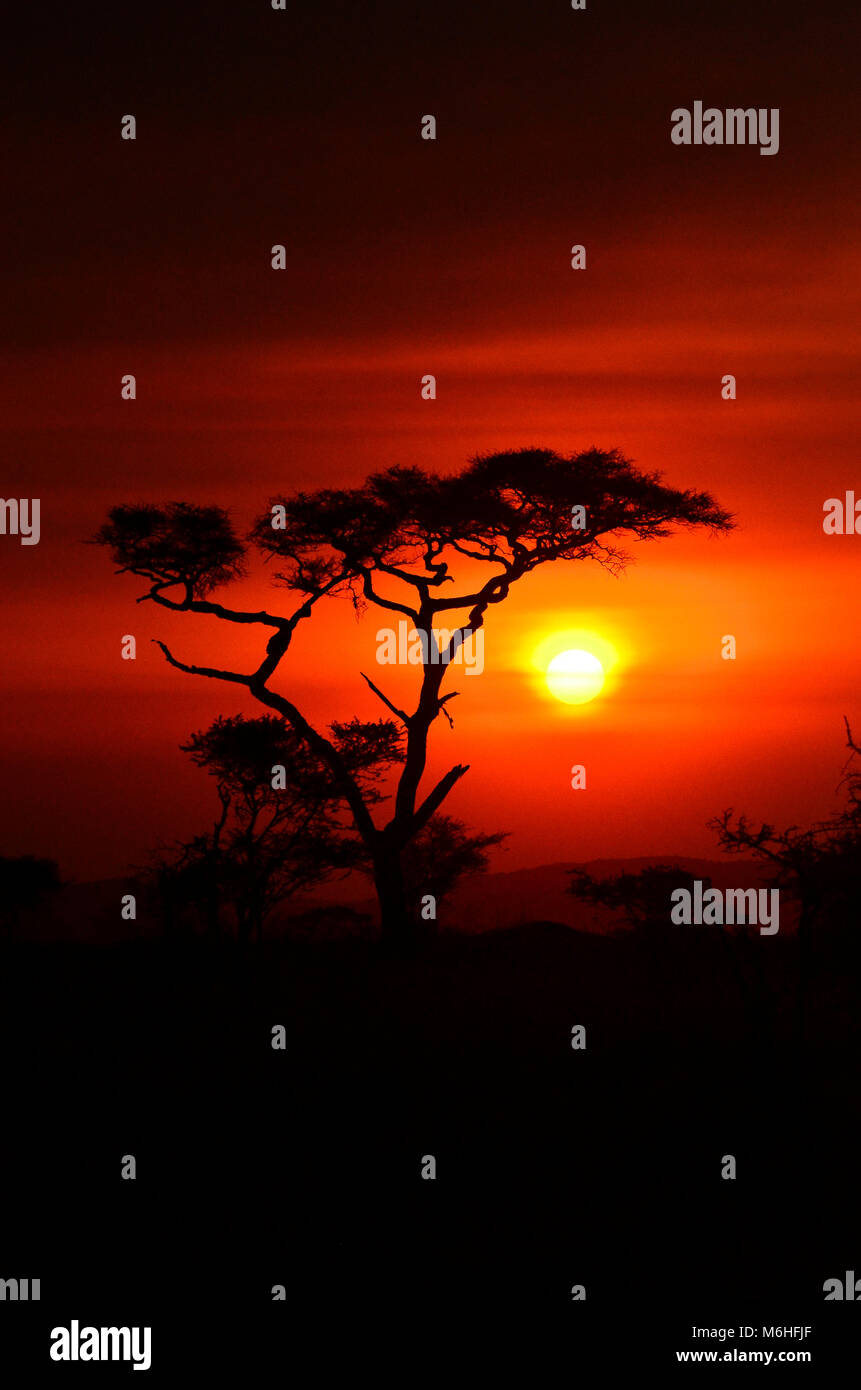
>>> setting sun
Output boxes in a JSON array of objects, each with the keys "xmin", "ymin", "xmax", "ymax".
[
  {"xmin": 529, "ymin": 627, "xmax": 621, "ymax": 707},
  {"xmin": 545, "ymin": 648, "xmax": 606, "ymax": 704}
]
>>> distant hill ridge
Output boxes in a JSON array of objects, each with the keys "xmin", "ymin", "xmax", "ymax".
[{"xmin": 16, "ymin": 856, "xmax": 770, "ymax": 942}]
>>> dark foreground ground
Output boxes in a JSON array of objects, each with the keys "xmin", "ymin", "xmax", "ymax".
[{"xmin": 1, "ymin": 922, "xmax": 859, "ymax": 1374}]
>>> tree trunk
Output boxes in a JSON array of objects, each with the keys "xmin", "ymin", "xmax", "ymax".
[{"xmin": 372, "ymin": 848, "xmax": 416, "ymax": 952}]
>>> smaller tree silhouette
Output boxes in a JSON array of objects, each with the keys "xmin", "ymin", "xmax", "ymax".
[
  {"xmin": 709, "ymin": 718, "xmax": 861, "ymax": 1042},
  {"xmin": 568, "ymin": 864, "xmax": 705, "ymax": 933},
  {"xmin": 398, "ymin": 813, "xmax": 507, "ymax": 928},
  {"xmin": 708, "ymin": 718, "xmax": 861, "ymax": 944},
  {"xmin": 156, "ymin": 714, "xmax": 402, "ymax": 942}
]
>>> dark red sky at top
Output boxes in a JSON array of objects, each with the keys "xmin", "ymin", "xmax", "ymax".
[{"xmin": 1, "ymin": 0, "xmax": 860, "ymax": 881}]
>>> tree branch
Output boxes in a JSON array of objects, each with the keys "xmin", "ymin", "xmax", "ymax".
[
  {"xmin": 360, "ymin": 672, "xmax": 412, "ymax": 728},
  {"xmin": 359, "ymin": 567, "xmax": 419, "ymax": 622},
  {"xmin": 437, "ymin": 690, "xmax": 459, "ymax": 729},
  {"xmin": 410, "ymin": 763, "xmax": 470, "ymax": 838},
  {"xmin": 247, "ymin": 679, "xmax": 378, "ymax": 843},
  {"xmin": 153, "ymin": 640, "xmax": 255, "ymax": 687},
  {"xmin": 146, "ymin": 587, "xmax": 291, "ymax": 630}
]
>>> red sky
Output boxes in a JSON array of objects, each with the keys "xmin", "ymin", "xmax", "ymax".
[{"xmin": 2, "ymin": 0, "xmax": 859, "ymax": 880}]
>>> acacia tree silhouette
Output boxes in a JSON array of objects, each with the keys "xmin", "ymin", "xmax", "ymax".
[
  {"xmin": 156, "ymin": 713, "xmax": 401, "ymax": 943},
  {"xmin": 709, "ymin": 719, "xmax": 861, "ymax": 942},
  {"xmin": 396, "ymin": 814, "xmax": 507, "ymax": 929},
  {"xmin": 95, "ymin": 447, "xmax": 733, "ymax": 947},
  {"xmin": 709, "ymin": 718, "xmax": 861, "ymax": 1040},
  {"xmin": 568, "ymin": 864, "xmax": 706, "ymax": 933}
]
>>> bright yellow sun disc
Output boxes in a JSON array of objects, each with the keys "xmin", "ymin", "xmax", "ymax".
[{"xmin": 545, "ymin": 648, "xmax": 605, "ymax": 704}]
